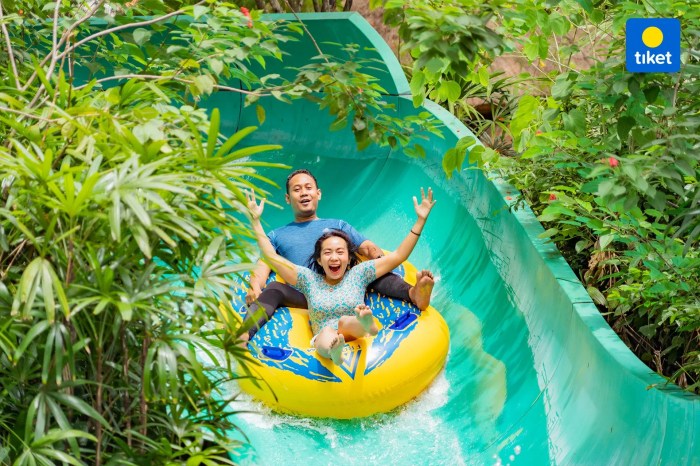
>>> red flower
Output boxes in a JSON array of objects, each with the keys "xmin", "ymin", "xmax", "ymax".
[
  {"xmin": 549, "ymin": 193, "xmax": 557, "ymax": 201},
  {"xmin": 241, "ymin": 6, "xmax": 252, "ymax": 27},
  {"xmin": 607, "ymin": 157, "xmax": 619, "ymax": 167}
]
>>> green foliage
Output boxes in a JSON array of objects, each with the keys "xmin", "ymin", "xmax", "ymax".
[
  {"xmin": 289, "ymin": 44, "xmax": 441, "ymax": 153},
  {"xmin": 379, "ymin": 0, "xmax": 700, "ymax": 392},
  {"xmin": 381, "ymin": 0, "xmax": 505, "ymax": 107},
  {"xmin": 0, "ymin": 2, "xmax": 297, "ymax": 463},
  {"xmin": 0, "ymin": 72, "xmax": 273, "ymax": 461},
  {"xmin": 0, "ymin": 86, "xmax": 265, "ymax": 463},
  {"xmin": 499, "ymin": 0, "xmax": 700, "ymax": 391}
]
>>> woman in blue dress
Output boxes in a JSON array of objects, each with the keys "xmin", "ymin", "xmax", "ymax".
[{"xmin": 247, "ymin": 188, "xmax": 436, "ymax": 364}]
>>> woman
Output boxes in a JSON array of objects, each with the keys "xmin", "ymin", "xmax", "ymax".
[{"xmin": 247, "ymin": 187, "xmax": 436, "ymax": 364}]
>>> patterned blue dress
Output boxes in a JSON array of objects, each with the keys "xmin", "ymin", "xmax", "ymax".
[{"xmin": 294, "ymin": 261, "xmax": 377, "ymax": 335}]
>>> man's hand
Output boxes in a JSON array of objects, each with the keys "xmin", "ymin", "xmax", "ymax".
[
  {"xmin": 358, "ymin": 240, "xmax": 384, "ymax": 260},
  {"xmin": 245, "ymin": 283, "xmax": 262, "ymax": 305},
  {"xmin": 247, "ymin": 189, "xmax": 265, "ymax": 220},
  {"xmin": 246, "ymin": 261, "xmax": 271, "ymax": 305}
]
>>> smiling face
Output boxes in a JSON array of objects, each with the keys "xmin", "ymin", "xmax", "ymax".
[
  {"xmin": 286, "ymin": 173, "xmax": 321, "ymax": 222},
  {"xmin": 317, "ymin": 235, "xmax": 350, "ymax": 284}
]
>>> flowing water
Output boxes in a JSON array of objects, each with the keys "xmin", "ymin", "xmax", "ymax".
[{"xmin": 204, "ymin": 154, "xmax": 553, "ymax": 465}]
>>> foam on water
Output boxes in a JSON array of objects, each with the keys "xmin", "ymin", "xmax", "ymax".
[
  {"xmin": 196, "ymin": 309, "xmax": 515, "ymax": 465},
  {"xmin": 226, "ymin": 367, "xmax": 469, "ymax": 466}
]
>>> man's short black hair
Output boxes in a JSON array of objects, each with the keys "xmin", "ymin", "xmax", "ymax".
[{"xmin": 286, "ymin": 169, "xmax": 318, "ymax": 193}]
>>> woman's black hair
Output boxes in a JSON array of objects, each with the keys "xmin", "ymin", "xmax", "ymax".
[{"xmin": 307, "ymin": 230, "xmax": 360, "ymax": 275}]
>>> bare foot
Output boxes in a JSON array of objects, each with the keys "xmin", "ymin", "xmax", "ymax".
[
  {"xmin": 409, "ymin": 270, "xmax": 434, "ymax": 311},
  {"xmin": 329, "ymin": 334, "xmax": 345, "ymax": 365},
  {"xmin": 354, "ymin": 304, "xmax": 378, "ymax": 336}
]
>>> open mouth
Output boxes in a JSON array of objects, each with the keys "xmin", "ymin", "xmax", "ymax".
[
  {"xmin": 300, "ymin": 199, "xmax": 311, "ymax": 206},
  {"xmin": 328, "ymin": 265, "xmax": 341, "ymax": 273}
]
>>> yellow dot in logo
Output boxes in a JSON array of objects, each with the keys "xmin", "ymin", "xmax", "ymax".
[{"xmin": 642, "ymin": 26, "xmax": 663, "ymax": 48}]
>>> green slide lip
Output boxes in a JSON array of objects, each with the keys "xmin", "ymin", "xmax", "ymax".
[{"xmin": 205, "ymin": 12, "xmax": 698, "ymax": 465}]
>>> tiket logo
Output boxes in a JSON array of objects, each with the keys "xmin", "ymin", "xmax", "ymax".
[{"xmin": 626, "ymin": 18, "xmax": 681, "ymax": 73}]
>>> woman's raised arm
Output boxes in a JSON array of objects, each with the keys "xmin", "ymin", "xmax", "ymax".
[
  {"xmin": 246, "ymin": 190, "xmax": 298, "ymax": 286},
  {"xmin": 374, "ymin": 187, "xmax": 436, "ymax": 278}
]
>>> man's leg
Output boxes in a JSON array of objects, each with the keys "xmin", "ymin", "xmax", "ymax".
[
  {"xmin": 369, "ymin": 271, "xmax": 434, "ymax": 311},
  {"xmin": 242, "ymin": 282, "xmax": 308, "ymax": 340}
]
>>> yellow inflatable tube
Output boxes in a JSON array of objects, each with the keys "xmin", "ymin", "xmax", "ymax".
[{"xmin": 233, "ymin": 261, "xmax": 450, "ymax": 419}]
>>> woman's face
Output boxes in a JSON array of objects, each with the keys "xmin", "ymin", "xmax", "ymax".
[{"xmin": 317, "ymin": 236, "xmax": 349, "ymax": 283}]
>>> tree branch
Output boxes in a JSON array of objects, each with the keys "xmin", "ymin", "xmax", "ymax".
[
  {"xmin": 73, "ymin": 73, "xmax": 269, "ymax": 96},
  {"xmin": 268, "ymin": 0, "xmax": 284, "ymax": 12},
  {"xmin": 52, "ymin": 0, "xmax": 61, "ymax": 59},
  {"xmin": 95, "ymin": 345, "xmax": 104, "ymax": 466},
  {"xmin": 21, "ymin": 0, "xmax": 106, "ymax": 94},
  {"xmin": 139, "ymin": 334, "xmax": 150, "ymax": 449},
  {"xmin": 59, "ymin": 0, "xmax": 106, "ymax": 47},
  {"xmin": 0, "ymin": 2, "xmax": 21, "ymax": 89},
  {"xmin": 0, "ymin": 106, "xmax": 58, "ymax": 122},
  {"xmin": 56, "ymin": 2, "xmax": 205, "ymax": 63},
  {"xmin": 283, "ymin": 1, "xmax": 328, "ymax": 62},
  {"xmin": 121, "ymin": 325, "xmax": 132, "ymax": 448}
]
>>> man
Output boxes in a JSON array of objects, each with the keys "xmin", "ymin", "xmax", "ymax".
[{"xmin": 241, "ymin": 169, "xmax": 434, "ymax": 341}]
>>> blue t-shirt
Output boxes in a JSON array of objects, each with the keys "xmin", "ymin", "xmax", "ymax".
[{"xmin": 268, "ymin": 218, "xmax": 367, "ymax": 266}]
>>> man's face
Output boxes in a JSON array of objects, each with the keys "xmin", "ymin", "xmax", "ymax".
[{"xmin": 286, "ymin": 173, "xmax": 321, "ymax": 220}]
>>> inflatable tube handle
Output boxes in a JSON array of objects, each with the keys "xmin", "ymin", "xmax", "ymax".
[
  {"xmin": 260, "ymin": 346, "xmax": 293, "ymax": 361},
  {"xmin": 389, "ymin": 312, "xmax": 417, "ymax": 330}
]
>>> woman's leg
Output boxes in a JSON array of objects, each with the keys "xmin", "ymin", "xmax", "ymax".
[
  {"xmin": 314, "ymin": 326, "xmax": 345, "ymax": 364},
  {"xmin": 338, "ymin": 304, "xmax": 378, "ymax": 341}
]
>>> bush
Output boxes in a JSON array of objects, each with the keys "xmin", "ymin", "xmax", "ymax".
[
  {"xmin": 381, "ymin": 0, "xmax": 700, "ymax": 392},
  {"xmin": 0, "ymin": 2, "xmax": 286, "ymax": 462}
]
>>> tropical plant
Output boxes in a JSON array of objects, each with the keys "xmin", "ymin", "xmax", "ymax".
[
  {"xmin": 375, "ymin": 0, "xmax": 700, "ymax": 392},
  {"xmin": 0, "ymin": 76, "xmax": 271, "ymax": 464},
  {"xmin": 505, "ymin": 0, "xmax": 699, "ymax": 393}
]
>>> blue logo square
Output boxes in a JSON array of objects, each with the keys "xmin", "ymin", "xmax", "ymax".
[{"xmin": 626, "ymin": 18, "xmax": 681, "ymax": 73}]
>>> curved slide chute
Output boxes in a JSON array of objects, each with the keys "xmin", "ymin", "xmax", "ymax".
[{"xmin": 202, "ymin": 12, "xmax": 699, "ymax": 465}]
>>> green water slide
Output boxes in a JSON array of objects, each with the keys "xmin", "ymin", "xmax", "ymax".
[{"xmin": 202, "ymin": 13, "xmax": 698, "ymax": 465}]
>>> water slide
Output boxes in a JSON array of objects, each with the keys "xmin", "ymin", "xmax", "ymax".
[{"xmin": 202, "ymin": 13, "xmax": 699, "ymax": 465}]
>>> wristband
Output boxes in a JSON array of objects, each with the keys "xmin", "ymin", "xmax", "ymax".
[{"xmin": 410, "ymin": 229, "xmax": 421, "ymax": 236}]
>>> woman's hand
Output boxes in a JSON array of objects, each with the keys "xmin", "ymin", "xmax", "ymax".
[
  {"xmin": 246, "ymin": 190, "xmax": 265, "ymax": 221},
  {"xmin": 413, "ymin": 187, "xmax": 436, "ymax": 220}
]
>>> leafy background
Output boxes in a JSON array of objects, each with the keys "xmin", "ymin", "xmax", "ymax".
[{"xmin": 0, "ymin": 0, "xmax": 698, "ymax": 463}]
